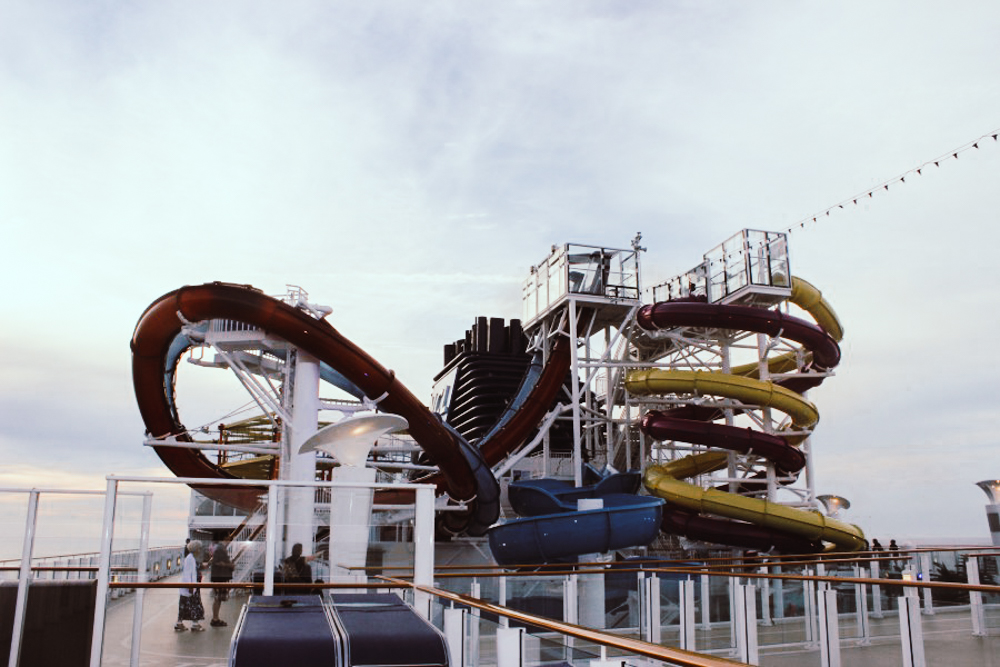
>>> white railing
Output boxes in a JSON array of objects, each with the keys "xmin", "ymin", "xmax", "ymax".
[{"xmin": 88, "ymin": 475, "xmax": 437, "ymax": 667}]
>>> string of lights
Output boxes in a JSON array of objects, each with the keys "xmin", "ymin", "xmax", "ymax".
[{"xmin": 782, "ymin": 126, "xmax": 1000, "ymax": 234}]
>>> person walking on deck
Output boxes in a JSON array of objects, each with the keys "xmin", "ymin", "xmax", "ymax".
[
  {"xmin": 209, "ymin": 541, "xmax": 234, "ymax": 627},
  {"xmin": 175, "ymin": 540, "xmax": 206, "ymax": 632}
]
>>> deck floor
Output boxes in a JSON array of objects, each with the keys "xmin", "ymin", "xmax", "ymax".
[{"xmin": 98, "ymin": 583, "xmax": 1000, "ymax": 666}]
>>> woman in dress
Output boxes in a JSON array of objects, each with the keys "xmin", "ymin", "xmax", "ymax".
[{"xmin": 174, "ymin": 540, "xmax": 206, "ymax": 632}]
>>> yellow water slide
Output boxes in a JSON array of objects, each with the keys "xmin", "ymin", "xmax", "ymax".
[{"xmin": 631, "ymin": 277, "xmax": 866, "ymax": 551}]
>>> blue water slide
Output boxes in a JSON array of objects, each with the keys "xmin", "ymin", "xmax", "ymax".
[
  {"xmin": 487, "ymin": 473, "xmax": 664, "ymax": 565},
  {"xmin": 319, "ymin": 363, "xmax": 364, "ymax": 399}
]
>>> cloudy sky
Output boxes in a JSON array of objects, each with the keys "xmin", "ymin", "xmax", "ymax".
[{"xmin": 2, "ymin": 1, "xmax": 999, "ymax": 546}]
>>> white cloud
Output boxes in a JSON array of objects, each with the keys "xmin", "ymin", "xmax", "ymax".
[{"xmin": 2, "ymin": 0, "xmax": 1000, "ymax": 543}]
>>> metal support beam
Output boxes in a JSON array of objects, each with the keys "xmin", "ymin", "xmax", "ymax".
[
  {"xmin": 9, "ymin": 490, "xmax": 39, "ymax": 667},
  {"xmin": 817, "ymin": 583, "xmax": 841, "ymax": 667}
]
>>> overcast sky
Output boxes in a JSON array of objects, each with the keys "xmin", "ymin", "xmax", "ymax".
[{"xmin": 2, "ymin": 1, "xmax": 999, "ymax": 546}]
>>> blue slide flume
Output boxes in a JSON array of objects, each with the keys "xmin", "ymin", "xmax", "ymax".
[{"xmin": 487, "ymin": 472, "xmax": 664, "ymax": 565}]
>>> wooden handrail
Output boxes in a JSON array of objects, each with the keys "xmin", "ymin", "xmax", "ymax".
[
  {"xmin": 645, "ymin": 567, "xmax": 1000, "ymax": 595},
  {"xmin": 335, "ymin": 546, "xmax": 1000, "ymax": 575}
]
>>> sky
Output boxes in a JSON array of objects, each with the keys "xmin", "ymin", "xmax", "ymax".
[{"xmin": 2, "ymin": 1, "xmax": 999, "ymax": 546}]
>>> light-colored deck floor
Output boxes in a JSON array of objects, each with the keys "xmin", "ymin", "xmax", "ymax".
[{"xmin": 99, "ymin": 586, "xmax": 1000, "ymax": 667}]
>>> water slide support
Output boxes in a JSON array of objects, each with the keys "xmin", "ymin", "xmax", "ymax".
[
  {"xmin": 286, "ymin": 349, "xmax": 320, "ymax": 555},
  {"xmin": 131, "ymin": 283, "xmax": 496, "ymax": 533},
  {"xmin": 722, "ymin": 333, "xmax": 737, "ymax": 495},
  {"xmin": 756, "ymin": 332, "xmax": 778, "ymax": 503},
  {"xmin": 569, "ymin": 301, "xmax": 584, "ymax": 487}
]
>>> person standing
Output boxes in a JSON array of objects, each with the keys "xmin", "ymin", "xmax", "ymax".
[
  {"xmin": 175, "ymin": 540, "xmax": 206, "ymax": 632},
  {"xmin": 281, "ymin": 543, "xmax": 314, "ymax": 593},
  {"xmin": 888, "ymin": 539, "xmax": 900, "ymax": 570},
  {"xmin": 209, "ymin": 541, "xmax": 234, "ymax": 627}
]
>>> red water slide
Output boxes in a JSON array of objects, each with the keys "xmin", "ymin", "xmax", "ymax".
[
  {"xmin": 637, "ymin": 300, "xmax": 840, "ymax": 370},
  {"xmin": 132, "ymin": 284, "xmax": 479, "ymax": 505},
  {"xmin": 131, "ymin": 282, "xmax": 570, "ymax": 535}
]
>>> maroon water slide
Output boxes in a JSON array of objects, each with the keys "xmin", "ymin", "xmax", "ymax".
[
  {"xmin": 636, "ymin": 300, "xmax": 840, "ymax": 552},
  {"xmin": 131, "ymin": 282, "xmax": 571, "ymax": 535},
  {"xmin": 637, "ymin": 301, "xmax": 840, "ymax": 370},
  {"xmin": 132, "ymin": 283, "xmax": 478, "ymax": 502}
]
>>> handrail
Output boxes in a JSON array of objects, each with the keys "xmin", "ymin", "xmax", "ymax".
[
  {"xmin": 0, "ymin": 566, "xmax": 136, "ymax": 573},
  {"xmin": 334, "ymin": 546, "xmax": 1000, "ymax": 575},
  {"xmin": 378, "ymin": 576, "xmax": 750, "ymax": 667},
  {"xmin": 316, "ymin": 560, "xmax": 1000, "ymax": 597},
  {"xmin": 641, "ymin": 567, "xmax": 1000, "ymax": 595}
]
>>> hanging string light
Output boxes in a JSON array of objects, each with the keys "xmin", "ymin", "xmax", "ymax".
[{"xmin": 783, "ymin": 127, "xmax": 1000, "ymax": 234}]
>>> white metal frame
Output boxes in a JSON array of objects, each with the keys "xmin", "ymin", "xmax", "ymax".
[
  {"xmin": 0, "ymin": 487, "xmax": 150, "ymax": 667},
  {"xmin": 85, "ymin": 475, "xmax": 437, "ymax": 667}
]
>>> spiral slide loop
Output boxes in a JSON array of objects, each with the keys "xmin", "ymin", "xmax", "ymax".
[
  {"xmin": 630, "ymin": 277, "xmax": 865, "ymax": 552},
  {"xmin": 131, "ymin": 282, "xmax": 500, "ymax": 534}
]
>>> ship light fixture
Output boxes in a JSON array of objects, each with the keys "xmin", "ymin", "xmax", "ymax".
[
  {"xmin": 299, "ymin": 411, "xmax": 409, "ymax": 467},
  {"xmin": 817, "ymin": 494, "xmax": 850, "ymax": 518},
  {"xmin": 976, "ymin": 480, "xmax": 1000, "ymax": 504}
]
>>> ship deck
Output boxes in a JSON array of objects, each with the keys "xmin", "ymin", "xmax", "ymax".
[{"xmin": 97, "ymin": 577, "xmax": 1000, "ymax": 666}]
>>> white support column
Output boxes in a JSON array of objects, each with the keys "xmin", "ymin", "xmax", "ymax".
[
  {"xmin": 469, "ymin": 580, "xmax": 481, "ymax": 667},
  {"xmin": 564, "ymin": 569, "xmax": 582, "ymax": 661},
  {"xmin": 89, "ymin": 480, "xmax": 119, "ymax": 667},
  {"xmin": 870, "ymin": 560, "xmax": 883, "ymax": 618},
  {"xmin": 264, "ymin": 483, "xmax": 279, "ymax": 596},
  {"xmin": 899, "ymin": 588, "xmax": 926, "ymax": 667},
  {"xmin": 413, "ymin": 485, "xmax": 435, "ymax": 619},
  {"xmin": 918, "ymin": 553, "xmax": 934, "ymax": 615},
  {"xmin": 640, "ymin": 574, "xmax": 661, "ymax": 644},
  {"xmin": 816, "ymin": 584, "xmax": 841, "ymax": 667},
  {"xmin": 9, "ymin": 490, "xmax": 39, "ymax": 667},
  {"xmin": 568, "ymin": 304, "xmax": 583, "ymax": 488},
  {"xmin": 496, "ymin": 627, "xmax": 524, "ymax": 667},
  {"xmin": 577, "ymin": 498, "xmax": 607, "ymax": 629},
  {"xmin": 286, "ymin": 351, "xmax": 320, "ymax": 555},
  {"xmin": 563, "ymin": 574, "xmax": 579, "ymax": 625},
  {"xmin": 968, "ymin": 556, "xmax": 985, "ymax": 636},
  {"xmin": 759, "ymin": 567, "xmax": 772, "ymax": 626},
  {"xmin": 328, "ymin": 465, "xmax": 377, "ymax": 581},
  {"xmin": 130, "ymin": 493, "xmax": 153, "ymax": 667},
  {"xmin": 679, "ymin": 579, "xmax": 696, "ymax": 651},
  {"xmin": 700, "ymin": 574, "xmax": 711, "ymax": 630},
  {"xmin": 728, "ymin": 575, "xmax": 737, "ymax": 650},
  {"xmin": 803, "ymin": 569, "xmax": 818, "ymax": 645},
  {"xmin": 733, "ymin": 583, "xmax": 758, "ymax": 665},
  {"xmin": 853, "ymin": 566, "xmax": 870, "ymax": 646},
  {"xmin": 773, "ymin": 565, "xmax": 785, "ymax": 620},
  {"xmin": 498, "ymin": 576, "xmax": 509, "ymax": 628},
  {"xmin": 444, "ymin": 607, "xmax": 467, "ymax": 667}
]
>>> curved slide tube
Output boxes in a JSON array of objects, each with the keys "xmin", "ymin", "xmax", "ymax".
[
  {"xmin": 131, "ymin": 282, "xmax": 499, "ymax": 534},
  {"xmin": 631, "ymin": 280, "xmax": 865, "ymax": 551},
  {"xmin": 790, "ymin": 277, "xmax": 843, "ymax": 342},
  {"xmin": 627, "ymin": 369, "xmax": 820, "ymax": 430},
  {"xmin": 641, "ymin": 410, "xmax": 805, "ymax": 475},
  {"xmin": 487, "ymin": 473, "xmax": 665, "ymax": 565},
  {"xmin": 644, "ymin": 457, "xmax": 864, "ymax": 552},
  {"xmin": 637, "ymin": 300, "xmax": 841, "ymax": 370}
]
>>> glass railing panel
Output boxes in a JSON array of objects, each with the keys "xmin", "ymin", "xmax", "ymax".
[{"xmin": 509, "ymin": 574, "xmax": 567, "ymax": 622}]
